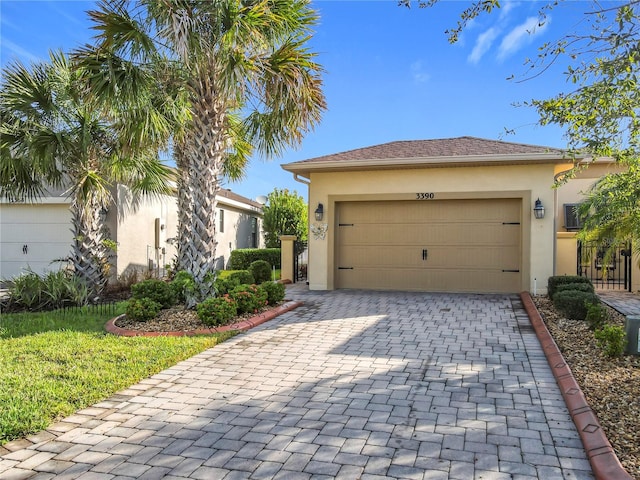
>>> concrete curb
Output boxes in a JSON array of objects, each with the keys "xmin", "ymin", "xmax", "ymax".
[
  {"xmin": 520, "ymin": 292, "xmax": 633, "ymax": 480},
  {"xmin": 105, "ymin": 300, "xmax": 303, "ymax": 337}
]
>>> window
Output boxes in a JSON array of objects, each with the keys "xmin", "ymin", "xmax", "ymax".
[
  {"xmin": 219, "ymin": 209, "xmax": 224, "ymax": 233},
  {"xmin": 564, "ymin": 203, "xmax": 583, "ymax": 231}
]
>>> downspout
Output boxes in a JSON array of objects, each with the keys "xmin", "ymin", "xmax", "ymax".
[{"xmin": 293, "ymin": 173, "xmax": 310, "ymax": 186}]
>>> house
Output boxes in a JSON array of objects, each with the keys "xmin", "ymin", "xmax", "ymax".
[
  {"xmin": 0, "ymin": 186, "xmax": 263, "ymax": 283},
  {"xmin": 282, "ymin": 136, "xmax": 640, "ymax": 294}
]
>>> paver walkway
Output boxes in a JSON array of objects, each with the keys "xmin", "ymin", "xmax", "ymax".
[
  {"xmin": 597, "ymin": 289, "xmax": 640, "ymax": 316},
  {"xmin": 1, "ymin": 288, "xmax": 594, "ymax": 479}
]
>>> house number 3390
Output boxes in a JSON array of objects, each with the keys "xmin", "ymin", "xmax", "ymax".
[{"xmin": 416, "ymin": 193, "xmax": 435, "ymax": 200}]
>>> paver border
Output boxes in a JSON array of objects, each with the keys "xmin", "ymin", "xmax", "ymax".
[
  {"xmin": 520, "ymin": 291, "xmax": 633, "ymax": 480},
  {"xmin": 105, "ymin": 300, "xmax": 303, "ymax": 337}
]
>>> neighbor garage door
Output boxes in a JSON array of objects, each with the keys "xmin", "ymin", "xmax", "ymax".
[
  {"xmin": 0, "ymin": 204, "xmax": 72, "ymax": 280},
  {"xmin": 335, "ymin": 198, "xmax": 522, "ymax": 293}
]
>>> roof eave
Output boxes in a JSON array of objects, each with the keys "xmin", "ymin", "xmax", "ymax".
[{"xmin": 282, "ymin": 152, "xmax": 574, "ymax": 176}]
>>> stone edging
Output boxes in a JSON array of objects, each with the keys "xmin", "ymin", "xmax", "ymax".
[
  {"xmin": 104, "ymin": 300, "xmax": 303, "ymax": 337},
  {"xmin": 520, "ymin": 292, "xmax": 633, "ymax": 480}
]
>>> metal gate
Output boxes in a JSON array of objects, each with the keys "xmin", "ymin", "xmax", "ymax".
[
  {"xmin": 577, "ymin": 240, "xmax": 632, "ymax": 291},
  {"xmin": 293, "ymin": 241, "xmax": 308, "ymax": 283}
]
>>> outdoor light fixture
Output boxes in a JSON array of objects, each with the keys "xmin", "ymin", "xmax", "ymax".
[
  {"xmin": 314, "ymin": 203, "xmax": 324, "ymax": 221},
  {"xmin": 533, "ymin": 198, "xmax": 545, "ymax": 219}
]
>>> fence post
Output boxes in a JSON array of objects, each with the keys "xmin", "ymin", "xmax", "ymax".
[{"xmin": 279, "ymin": 235, "xmax": 297, "ymax": 283}]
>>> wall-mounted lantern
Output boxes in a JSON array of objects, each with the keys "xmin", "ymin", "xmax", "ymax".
[
  {"xmin": 533, "ymin": 198, "xmax": 545, "ymax": 219},
  {"xmin": 314, "ymin": 203, "xmax": 324, "ymax": 221}
]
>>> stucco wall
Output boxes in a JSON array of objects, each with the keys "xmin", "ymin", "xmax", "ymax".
[
  {"xmin": 307, "ymin": 163, "xmax": 568, "ymax": 294},
  {"xmin": 216, "ymin": 203, "xmax": 263, "ymax": 269}
]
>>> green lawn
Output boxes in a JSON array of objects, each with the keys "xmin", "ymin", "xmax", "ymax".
[{"xmin": 0, "ymin": 304, "xmax": 237, "ymax": 445}]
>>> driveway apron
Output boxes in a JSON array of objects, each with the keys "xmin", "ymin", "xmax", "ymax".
[{"xmin": 0, "ymin": 288, "xmax": 594, "ymax": 480}]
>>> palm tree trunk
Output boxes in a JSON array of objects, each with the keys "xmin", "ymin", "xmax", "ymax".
[
  {"xmin": 70, "ymin": 194, "xmax": 109, "ymax": 296},
  {"xmin": 177, "ymin": 75, "xmax": 227, "ymax": 302}
]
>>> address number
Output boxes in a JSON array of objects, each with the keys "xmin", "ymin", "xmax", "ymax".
[{"xmin": 416, "ymin": 193, "xmax": 435, "ymax": 200}]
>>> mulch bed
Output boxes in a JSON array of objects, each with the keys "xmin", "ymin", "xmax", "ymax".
[{"xmin": 532, "ymin": 296, "xmax": 640, "ymax": 479}]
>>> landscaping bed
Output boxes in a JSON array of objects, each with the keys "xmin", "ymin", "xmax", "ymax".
[{"xmin": 532, "ymin": 295, "xmax": 640, "ymax": 479}]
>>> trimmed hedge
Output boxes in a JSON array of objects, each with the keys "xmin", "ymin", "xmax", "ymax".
[
  {"xmin": 547, "ymin": 275, "xmax": 593, "ymax": 298},
  {"xmin": 228, "ymin": 248, "xmax": 281, "ymax": 270},
  {"xmin": 554, "ymin": 282, "xmax": 595, "ymax": 295},
  {"xmin": 131, "ymin": 279, "xmax": 176, "ymax": 308},
  {"xmin": 552, "ymin": 290, "xmax": 599, "ymax": 320},
  {"xmin": 249, "ymin": 260, "xmax": 272, "ymax": 284},
  {"xmin": 215, "ymin": 270, "xmax": 255, "ymax": 295}
]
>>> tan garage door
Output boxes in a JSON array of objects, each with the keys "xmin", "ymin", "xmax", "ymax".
[{"xmin": 335, "ymin": 199, "xmax": 522, "ymax": 293}]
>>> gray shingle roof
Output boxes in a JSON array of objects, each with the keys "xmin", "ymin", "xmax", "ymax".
[{"xmin": 293, "ymin": 136, "xmax": 563, "ymax": 164}]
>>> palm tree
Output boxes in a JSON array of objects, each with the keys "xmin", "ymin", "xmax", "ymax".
[
  {"xmin": 77, "ymin": 0, "xmax": 326, "ymax": 302},
  {"xmin": 0, "ymin": 50, "xmax": 174, "ymax": 294}
]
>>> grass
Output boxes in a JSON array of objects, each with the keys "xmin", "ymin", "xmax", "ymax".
[{"xmin": 0, "ymin": 303, "xmax": 237, "ymax": 445}]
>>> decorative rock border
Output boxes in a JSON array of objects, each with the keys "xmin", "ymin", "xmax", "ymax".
[
  {"xmin": 105, "ymin": 300, "xmax": 303, "ymax": 337},
  {"xmin": 520, "ymin": 292, "xmax": 633, "ymax": 480}
]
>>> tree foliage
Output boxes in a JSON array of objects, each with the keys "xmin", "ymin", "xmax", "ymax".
[
  {"xmin": 262, "ymin": 188, "xmax": 308, "ymax": 248},
  {"xmin": 77, "ymin": 0, "xmax": 325, "ymax": 303},
  {"xmin": 0, "ymin": 50, "xmax": 173, "ymax": 293}
]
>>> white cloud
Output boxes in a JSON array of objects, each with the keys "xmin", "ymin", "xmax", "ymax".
[
  {"xmin": 468, "ymin": 27, "xmax": 499, "ymax": 64},
  {"xmin": 0, "ymin": 39, "xmax": 41, "ymax": 65},
  {"xmin": 499, "ymin": 1, "xmax": 519, "ymax": 20},
  {"xmin": 497, "ymin": 16, "xmax": 550, "ymax": 61},
  {"xmin": 410, "ymin": 60, "xmax": 430, "ymax": 83}
]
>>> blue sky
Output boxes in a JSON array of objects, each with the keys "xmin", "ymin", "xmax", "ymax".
[{"xmin": 1, "ymin": 1, "xmax": 589, "ymax": 201}]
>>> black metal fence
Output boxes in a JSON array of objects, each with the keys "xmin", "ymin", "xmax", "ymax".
[
  {"xmin": 577, "ymin": 240, "xmax": 632, "ymax": 291},
  {"xmin": 293, "ymin": 241, "xmax": 308, "ymax": 283}
]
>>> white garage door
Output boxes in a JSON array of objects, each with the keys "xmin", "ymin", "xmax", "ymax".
[
  {"xmin": 0, "ymin": 204, "xmax": 72, "ymax": 280},
  {"xmin": 335, "ymin": 198, "xmax": 522, "ymax": 293}
]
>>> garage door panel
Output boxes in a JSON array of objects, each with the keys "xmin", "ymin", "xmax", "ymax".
[
  {"xmin": 1, "ymin": 224, "xmax": 71, "ymax": 243},
  {"xmin": 336, "ymin": 199, "xmax": 522, "ymax": 293},
  {"xmin": 340, "ymin": 223, "xmax": 518, "ymax": 246},
  {"xmin": 339, "ymin": 245, "xmax": 519, "ymax": 269}
]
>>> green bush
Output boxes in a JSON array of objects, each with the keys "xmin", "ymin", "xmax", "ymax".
[
  {"xmin": 585, "ymin": 302, "xmax": 609, "ymax": 331},
  {"xmin": 594, "ymin": 325, "xmax": 627, "ymax": 357},
  {"xmin": 171, "ymin": 271, "xmax": 195, "ymax": 304},
  {"xmin": 8, "ymin": 270, "xmax": 89, "ymax": 311},
  {"xmin": 196, "ymin": 296, "xmax": 238, "ymax": 326},
  {"xmin": 131, "ymin": 279, "xmax": 175, "ymax": 308},
  {"xmin": 126, "ymin": 297, "xmax": 161, "ymax": 322},
  {"xmin": 554, "ymin": 282, "xmax": 595, "ymax": 295},
  {"xmin": 547, "ymin": 275, "xmax": 592, "ymax": 298},
  {"xmin": 552, "ymin": 290, "xmax": 600, "ymax": 320},
  {"xmin": 215, "ymin": 270, "xmax": 255, "ymax": 295},
  {"xmin": 261, "ymin": 281, "xmax": 286, "ymax": 305},
  {"xmin": 249, "ymin": 260, "xmax": 272, "ymax": 284},
  {"xmin": 228, "ymin": 248, "xmax": 281, "ymax": 270},
  {"xmin": 230, "ymin": 284, "xmax": 268, "ymax": 314}
]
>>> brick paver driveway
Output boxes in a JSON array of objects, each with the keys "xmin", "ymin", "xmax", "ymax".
[{"xmin": 1, "ymin": 288, "xmax": 594, "ymax": 479}]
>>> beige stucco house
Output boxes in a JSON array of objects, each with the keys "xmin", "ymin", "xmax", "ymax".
[
  {"xmin": 0, "ymin": 186, "xmax": 263, "ymax": 283},
  {"xmin": 283, "ymin": 136, "xmax": 639, "ymax": 294}
]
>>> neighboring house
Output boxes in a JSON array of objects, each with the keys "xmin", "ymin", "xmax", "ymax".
[
  {"xmin": 282, "ymin": 136, "xmax": 640, "ymax": 294},
  {"xmin": 0, "ymin": 186, "xmax": 263, "ymax": 282}
]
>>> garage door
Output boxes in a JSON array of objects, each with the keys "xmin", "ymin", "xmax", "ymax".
[
  {"xmin": 0, "ymin": 204, "xmax": 72, "ymax": 280},
  {"xmin": 335, "ymin": 199, "xmax": 522, "ymax": 293}
]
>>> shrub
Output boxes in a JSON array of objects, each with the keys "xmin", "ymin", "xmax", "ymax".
[
  {"xmin": 249, "ymin": 260, "xmax": 272, "ymax": 284},
  {"xmin": 552, "ymin": 290, "xmax": 600, "ymax": 320},
  {"xmin": 215, "ymin": 271, "xmax": 254, "ymax": 296},
  {"xmin": 9, "ymin": 271, "xmax": 45, "ymax": 310},
  {"xmin": 8, "ymin": 270, "xmax": 89, "ymax": 311},
  {"xmin": 131, "ymin": 279, "xmax": 175, "ymax": 308},
  {"xmin": 126, "ymin": 297, "xmax": 161, "ymax": 322},
  {"xmin": 554, "ymin": 282, "xmax": 595, "ymax": 295},
  {"xmin": 585, "ymin": 302, "xmax": 609, "ymax": 331},
  {"xmin": 230, "ymin": 284, "xmax": 268, "ymax": 314},
  {"xmin": 196, "ymin": 296, "xmax": 238, "ymax": 326},
  {"xmin": 261, "ymin": 281, "xmax": 285, "ymax": 305},
  {"xmin": 547, "ymin": 275, "xmax": 592, "ymax": 298},
  {"xmin": 594, "ymin": 325, "xmax": 627, "ymax": 357},
  {"xmin": 228, "ymin": 248, "xmax": 281, "ymax": 270},
  {"xmin": 171, "ymin": 271, "xmax": 195, "ymax": 304}
]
